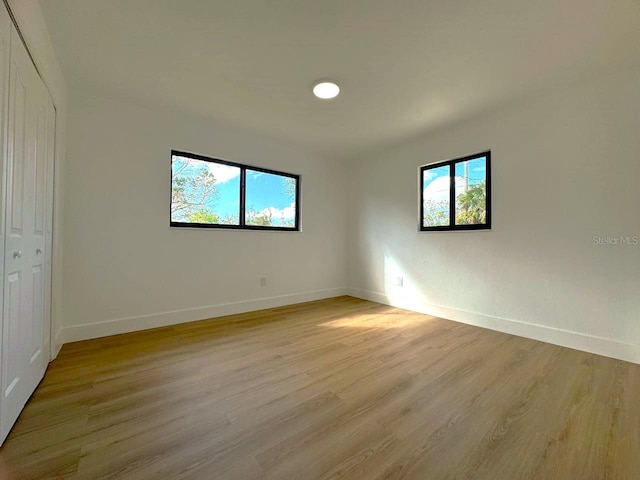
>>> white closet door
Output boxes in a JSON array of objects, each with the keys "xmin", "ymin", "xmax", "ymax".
[
  {"xmin": 44, "ymin": 94, "xmax": 55, "ymax": 363},
  {"xmin": 0, "ymin": 5, "xmax": 25, "ymax": 443},
  {"xmin": 1, "ymin": 15, "xmax": 50, "ymax": 443},
  {"xmin": 0, "ymin": 0, "xmax": 10, "ymax": 446},
  {"xmin": 25, "ymin": 67, "xmax": 49, "ymax": 391}
]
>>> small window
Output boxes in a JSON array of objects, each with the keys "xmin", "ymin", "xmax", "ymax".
[
  {"xmin": 171, "ymin": 150, "xmax": 300, "ymax": 231},
  {"xmin": 420, "ymin": 151, "xmax": 491, "ymax": 231}
]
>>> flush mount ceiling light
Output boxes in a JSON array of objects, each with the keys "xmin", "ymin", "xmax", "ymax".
[{"xmin": 313, "ymin": 81, "xmax": 340, "ymax": 99}]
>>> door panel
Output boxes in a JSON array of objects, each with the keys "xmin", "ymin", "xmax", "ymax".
[
  {"xmin": 30, "ymin": 264, "xmax": 43, "ymax": 366},
  {"xmin": 3, "ymin": 271, "xmax": 20, "ymax": 399},
  {"xmin": 34, "ymin": 102, "xmax": 46, "ymax": 236},
  {"xmin": 7, "ymin": 64, "xmax": 24, "ymax": 236}
]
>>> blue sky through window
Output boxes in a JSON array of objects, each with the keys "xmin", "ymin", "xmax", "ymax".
[
  {"xmin": 171, "ymin": 155, "xmax": 296, "ymax": 227},
  {"xmin": 422, "ymin": 155, "xmax": 487, "ymax": 227},
  {"xmin": 245, "ymin": 170, "xmax": 296, "ymax": 227}
]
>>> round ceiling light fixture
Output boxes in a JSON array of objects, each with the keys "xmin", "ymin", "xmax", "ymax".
[{"xmin": 313, "ymin": 81, "xmax": 340, "ymax": 99}]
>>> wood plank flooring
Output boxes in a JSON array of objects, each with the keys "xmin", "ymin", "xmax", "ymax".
[{"xmin": 0, "ymin": 296, "xmax": 638, "ymax": 479}]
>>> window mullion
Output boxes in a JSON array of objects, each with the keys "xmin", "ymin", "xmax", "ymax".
[
  {"xmin": 240, "ymin": 167, "xmax": 246, "ymax": 226},
  {"xmin": 449, "ymin": 163, "xmax": 455, "ymax": 228}
]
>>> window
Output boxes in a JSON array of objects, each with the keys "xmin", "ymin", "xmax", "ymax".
[
  {"xmin": 420, "ymin": 151, "xmax": 491, "ymax": 231},
  {"xmin": 171, "ymin": 150, "xmax": 300, "ymax": 231}
]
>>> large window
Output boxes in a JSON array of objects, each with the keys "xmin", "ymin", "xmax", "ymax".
[
  {"xmin": 171, "ymin": 150, "xmax": 300, "ymax": 231},
  {"xmin": 420, "ymin": 151, "xmax": 491, "ymax": 231}
]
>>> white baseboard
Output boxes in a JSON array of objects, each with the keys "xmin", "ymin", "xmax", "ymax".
[
  {"xmin": 348, "ymin": 288, "xmax": 639, "ymax": 365},
  {"xmin": 63, "ymin": 288, "xmax": 348, "ymax": 343}
]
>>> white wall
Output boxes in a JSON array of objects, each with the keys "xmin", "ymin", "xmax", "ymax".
[
  {"xmin": 63, "ymin": 91, "xmax": 347, "ymax": 341},
  {"xmin": 347, "ymin": 66, "xmax": 640, "ymax": 363},
  {"xmin": 7, "ymin": 0, "xmax": 67, "ymax": 358},
  {"xmin": 60, "ymin": 64, "xmax": 640, "ymax": 364}
]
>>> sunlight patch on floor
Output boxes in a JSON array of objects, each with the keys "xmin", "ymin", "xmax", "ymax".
[{"xmin": 320, "ymin": 312, "xmax": 433, "ymax": 330}]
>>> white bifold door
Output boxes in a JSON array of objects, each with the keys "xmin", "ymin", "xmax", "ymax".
[{"xmin": 0, "ymin": 2, "xmax": 55, "ymax": 445}]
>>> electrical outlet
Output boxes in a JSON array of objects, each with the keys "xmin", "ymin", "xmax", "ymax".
[
  {"xmin": 260, "ymin": 276, "xmax": 267, "ymax": 287},
  {"xmin": 395, "ymin": 276, "xmax": 403, "ymax": 287}
]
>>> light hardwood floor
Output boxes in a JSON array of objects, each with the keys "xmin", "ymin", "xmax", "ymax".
[{"xmin": 0, "ymin": 296, "xmax": 638, "ymax": 479}]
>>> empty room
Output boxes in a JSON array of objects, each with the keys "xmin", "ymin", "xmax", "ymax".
[{"xmin": 0, "ymin": 0, "xmax": 639, "ymax": 478}]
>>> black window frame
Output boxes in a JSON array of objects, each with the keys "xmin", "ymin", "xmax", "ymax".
[
  {"xmin": 420, "ymin": 150, "xmax": 491, "ymax": 232},
  {"xmin": 170, "ymin": 150, "xmax": 301, "ymax": 231}
]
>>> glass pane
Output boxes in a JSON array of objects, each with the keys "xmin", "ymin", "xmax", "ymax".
[
  {"xmin": 422, "ymin": 165, "xmax": 451, "ymax": 227},
  {"xmin": 245, "ymin": 169, "xmax": 297, "ymax": 228},
  {"xmin": 454, "ymin": 156, "xmax": 487, "ymax": 225},
  {"xmin": 171, "ymin": 155, "xmax": 240, "ymax": 225}
]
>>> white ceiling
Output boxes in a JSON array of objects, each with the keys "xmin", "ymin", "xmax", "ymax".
[{"xmin": 40, "ymin": 0, "xmax": 640, "ymax": 160}]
